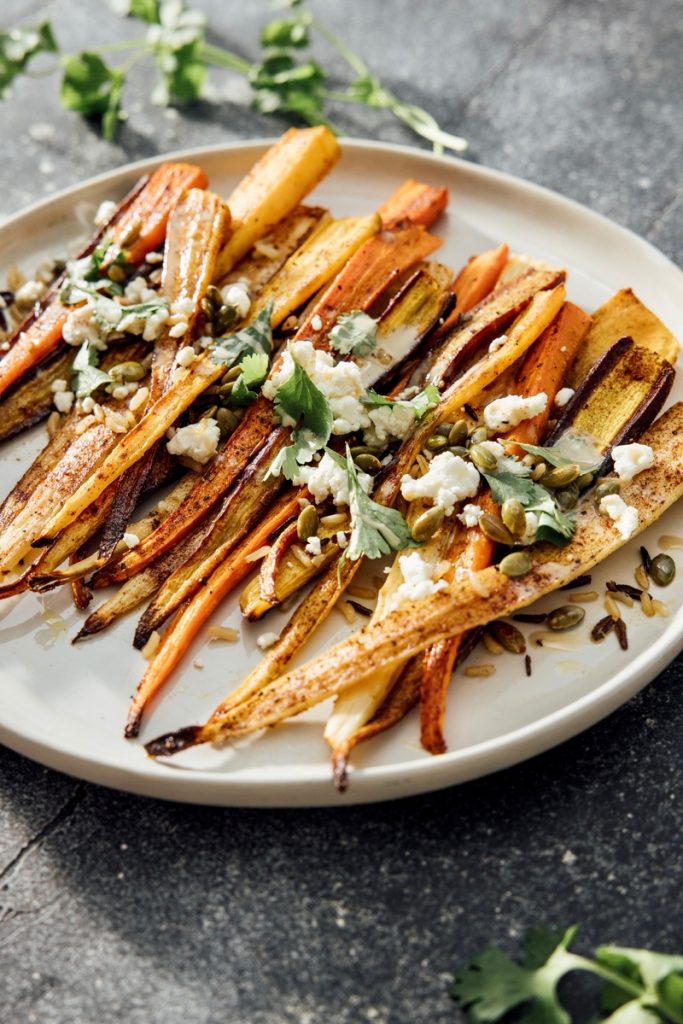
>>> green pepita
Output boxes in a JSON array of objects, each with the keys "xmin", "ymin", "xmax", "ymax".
[
  {"xmin": 499, "ymin": 551, "xmax": 532, "ymax": 577},
  {"xmin": 436, "ymin": 422, "xmax": 453, "ymax": 438},
  {"xmin": 542, "ymin": 463, "xmax": 581, "ymax": 489},
  {"xmin": 594, "ymin": 479, "xmax": 620, "ymax": 506},
  {"xmin": 469, "ymin": 425, "xmax": 489, "ymax": 446},
  {"xmin": 555, "ymin": 483, "xmax": 579, "ymax": 511},
  {"xmin": 479, "ymin": 512, "xmax": 514, "ymax": 546},
  {"xmin": 650, "ymin": 553, "xmax": 675, "ymax": 587},
  {"xmin": 489, "ymin": 619, "xmax": 526, "ymax": 654},
  {"xmin": 216, "ymin": 407, "xmax": 238, "ymax": 438},
  {"xmin": 297, "ymin": 505, "xmax": 320, "ymax": 542},
  {"xmin": 577, "ymin": 471, "xmax": 595, "ymax": 491},
  {"xmin": 425, "ymin": 434, "xmax": 448, "ymax": 453},
  {"xmin": 448, "ymin": 445, "xmax": 469, "ymax": 459},
  {"xmin": 411, "ymin": 505, "xmax": 445, "ymax": 542},
  {"xmin": 221, "ymin": 365, "xmax": 242, "ymax": 384},
  {"xmin": 109, "ymin": 361, "xmax": 145, "ymax": 383},
  {"xmin": 447, "ymin": 419, "xmax": 469, "ymax": 446},
  {"xmin": 354, "ymin": 453, "xmax": 382, "ymax": 474},
  {"xmin": 501, "ymin": 498, "xmax": 527, "ymax": 539},
  {"xmin": 546, "ymin": 605, "xmax": 586, "ymax": 631},
  {"xmin": 470, "ymin": 444, "xmax": 498, "ymax": 473},
  {"xmin": 107, "ymin": 264, "xmax": 127, "ymax": 284}
]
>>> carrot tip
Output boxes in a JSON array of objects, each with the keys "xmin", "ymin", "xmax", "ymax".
[
  {"xmin": 145, "ymin": 724, "xmax": 203, "ymax": 757},
  {"xmin": 331, "ymin": 750, "xmax": 350, "ymax": 793},
  {"xmin": 124, "ymin": 706, "xmax": 143, "ymax": 739}
]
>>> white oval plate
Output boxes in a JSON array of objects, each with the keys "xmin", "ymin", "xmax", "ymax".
[{"xmin": 1, "ymin": 139, "xmax": 682, "ymax": 807}]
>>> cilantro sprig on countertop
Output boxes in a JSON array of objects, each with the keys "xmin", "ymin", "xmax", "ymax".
[
  {"xmin": 452, "ymin": 925, "xmax": 683, "ymax": 1023},
  {"xmin": 0, "ymin": 1, "xmax": 467, "ymax": 151}
]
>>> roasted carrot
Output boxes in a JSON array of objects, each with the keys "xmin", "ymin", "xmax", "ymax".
[
  {"xmin": 0, "ymin": 163, "xmax": 207, "ymax": 401},
  {"xmin": 437, "ymin": 243, "xmax": 509, "ymax": 335},
  {"xmin": 376, "ymin": 179, "xmax": 448, "ymax": 229},
  {"xmin": 125, "ymin": 490, "xmax": 302, "ymax": 737}
]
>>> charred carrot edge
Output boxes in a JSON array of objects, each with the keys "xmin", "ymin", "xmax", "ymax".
[
  {"xmin": 0, "ymin": 163, "xmax": 207, "ymax": 402},
  {"xmin": 104, "ymin": 210, "xmax": 442, "ymax": 584},
  {"xmin": 419, "ymin": 301, "xmax": 592, "ymax": 753},
  {"xmin": 258, "ymin": 522, "xmax": 300, "ymax": 606},
  {"xmin": 98, "ymin": 188, "xmax": 230, "ymax": 560},
  {"xmin": 438, "ymin": 243, "xmax": 509, "ymax": 335},
  {"xmin": 124, "ymin": 490, "xmax": 302, "ymax": 737},
  {"xmin": 376, "ymin": 180, "xmax": 448, "ymax": 230}
]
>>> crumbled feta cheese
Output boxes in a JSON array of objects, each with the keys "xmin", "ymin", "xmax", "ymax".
[
  {"xmin": 221, "ymin": 282, "xmax": 251, "ymax": 320},
  {"xmin": 296, "ymin": 452, "xmax": 372, "ymax": 506},
  {"xmin": 488, "ymin": 333, "xmax": 508, "ymax": 353},
  {"xmin": 554, "ymin": 387, "xmax": 574, "ymax": 409},
  {"xmin": 94, "ymin": 199, "xmax": 117, "ymax": 226},
  {"xmin": 81, "ymin": 395, "xmax": 95, "ymax": 413},
  {"xmin": 401, "ymin": 452, "xmax": 480, "ymax": 516},
  {"xmin": 394, "ymin": 551, "xmax": 448, "ymax": 606},
  {"xmin": 15, "ymin": 279, "xmax": 46, "ymax": 307},
  {"xmin": 599, "ymin": 494, "xmax": 638, "ymax": 539},
  {"xmin": 520, "ymin": 511, "xmax": 539, "ymax": 545},
  {"xmin": 256, "ymin": 631, "xmax": 280, "ymax": 650},
  {"xmin": 176, "ymin": 345, "xmax": 197, "ymax": 367},
  {"xmin": 305, "ymin": 535, "xmax": 322, "ymax": 556},
  {"xmin": 168, "ymin": 320, "xmax": 189, "ymax": 339},
  {"xmin": 54, "ymin": 389, "xmax": 74, "ymax": 414},
  {"xmin": 166, "ymin": 418, "xmax": 220, "ymax": 465},
  {"xmin": 483, "ymin": 392, "xmax": 548, "ymax": 433},
  {"xmin": 145, "ymin": 251, "xmax": 164, "ymax": 264},
  {"xmin": 171, "ymin": 297, "xmax": 195, "ymax": 317},
  {"xmin": 123, "ymin": 276, "xmax": 158, "ymax": 305},
  {"xmin": 336, "ymin": 531, "xmax": 349, "ymax": 549},
  {"xmin": 129, "ymin": 386, "xmax": 149, "ymax": 413},
  {"xmin": 123, "ymin": 531, "xmax": 140, "ymax": 549},
  {"xmin": 457, "ymin": 503, "xmax": 483, "ymax": 528},
  {"xmin": 50, "ymin": 378, "xmax": 67, "ymax": 393},
  {"xmin": 62, "ymin": 305, "xmax": 107, "ymax": 350},
  {"xmin": 363, "ymin": 403, "xmax": 415, "ymax": 446},
  {"xmin": 263, "ymin": 340, "xmax": 370, "ymax": 435},
  {"xmin": 611, "ymin": 443, "xmax": 654, "ymax": 482},
  {"xmin": 311, "ymin": 314, "xmax": 323, "ymax": 331},
  {"xmin": 142, "ymin": 307, "xmax": 169, "ymax": 341}
]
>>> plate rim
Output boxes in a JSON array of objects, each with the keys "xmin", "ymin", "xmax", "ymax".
[{"xmin": 1, "ymin": 136, "xmax": 681, "ymax": 807}]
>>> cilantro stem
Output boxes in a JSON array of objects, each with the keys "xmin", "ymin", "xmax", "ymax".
[
  {"xmin": 200, "ymin": 42, "xmax": 252, "ymax": 77},
  {"xmin": 309, "ymin": 17, "xmax": 369, "ymax": 78}
]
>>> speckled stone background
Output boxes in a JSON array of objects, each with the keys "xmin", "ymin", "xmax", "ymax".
[{"xmin": 1, "ymin": 2, "xmax": 682, "ymax": 1022}]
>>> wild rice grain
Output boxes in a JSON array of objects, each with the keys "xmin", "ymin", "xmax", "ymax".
[{"xmin": 464, "ymin": 664, "xmax": 495, "ymax": 678}]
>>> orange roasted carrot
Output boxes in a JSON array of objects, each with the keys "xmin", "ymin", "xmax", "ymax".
[
  {"xmin": 438, "ymin": 243, "xmax": 509, "ymax": 335},
  {"xmin": 125, "ymin": 490, "xmax": 302, "ymax": 737},
  {"xmin": 419, "ymin": 300, "xmax": 591, "ymax": 753},
  {"xmin": 0, "ymin": 162, "xmax": 208, "ymax": 401},
  {"xmin": 377, "ymin": 179, "xmax": 448, "ymax": 229}
]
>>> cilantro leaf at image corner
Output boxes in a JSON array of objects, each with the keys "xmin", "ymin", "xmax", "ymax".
[
  {"xmin": 0, "ymin": 22, "xmax": 57, "ymax": 99},
  {"xmin": 60, "ymin": 53, "xmax": 125, "ymax": 139}
]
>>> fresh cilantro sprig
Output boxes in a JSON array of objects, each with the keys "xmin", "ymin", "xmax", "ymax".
[
  {"xmin": 452, "ymin": 925, "xmax": 683, "ymax": 1023},
  {"xmin": 328, "ymin": 310, "xmax": 378, "ymax": 357},
  {"xmin": 518, "ymin": 441, "xmax": 600, "ymax": 472},
  {"xmin": 1, "ymin": 1, "xmax": 467, "ymax": 152},
  {"xmin": 328, "ymin": 447, "xmax": 416, "ymax": 562},
  {"xmin": 266, "ymin": 356, "xmax": 333, "ymax": 481},
  {"xmin": 229, "ymin": 352, "xmax": 270, "ymax": 408},
  {"xmin": 71, "ymin": 341, "xmax": 114, "ymax": 397},
  {"xmin": 211, "ymin": 302, "xmax": 274, "ymax": 367},
  {"xmin": 362, "ymin": 383, "xmax": 440, "ymax": 421},
  {"xmin": 483, "ymin": 469, "xmax": 575, "ymax": 546}
]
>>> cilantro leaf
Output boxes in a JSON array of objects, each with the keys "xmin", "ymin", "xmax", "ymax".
[
  {"xmin": 230, "ymin": 351, "xmax": 270, "ymax": 408},
  {"xmin": 71, "ymin": 341, "xmax": 113, "ymax": 397},
  {"xmin": 362, "ymin": 383, "xmax": 439, "ymax": 422},
  {"xmin": 211, "ymin": 301, "xmax": 273, "ymax": 367},
  {"xmin": 265, "ymin": 429, "xmax": 319, "ymax": 482},
  {"xmin": 518, "ymin": 441, "xmax": 600, "ymax": 472},
  {"xmin": 249, "ymin": 53, "xmax": 331, "ymax": 129},
  {"xmin": 272, "ymin": 357, "xmax": 332, "ymax": 442},
  {"xmin": 326, "ymin": 447, "xmax": 416, "ymax": 562},
  {"xmin": 328, "ymin": 310, "xmax": 378, "ymax": 357},
  {"xmin": 482, "ymin": 470, "xmax": 575, "ymax": 547},
  {"xmin": 116, "ymin": 0, "xmax": 161, "ymax": 23},
  {"xmin": 261, "ymin": 13, "xmax": 311, "ymax": 48},
  {"xmin": 60, "ymin": 53, "xmax": 125, "ymax": 139},
  {"xmin": 0, "ymin": 22, "xmax": 57, "ymax": 100}
]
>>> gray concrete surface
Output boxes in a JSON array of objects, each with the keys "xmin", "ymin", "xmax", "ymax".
[{"xmin": 1, "ymin": 1, "xmax": 682, "ymax": 1021}]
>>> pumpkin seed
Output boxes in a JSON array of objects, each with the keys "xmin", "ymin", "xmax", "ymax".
[
  {"xmin": 221, "ymin": 365, "xmax": 242, "ymax": 383},
  {"xmin": 109, "ymin": 360, "xmax": 145, "ymax": 383},
  {"xmin": 201, "ymin": 297, "xmax": 216, "ymax": 320},
  {"xmin": 350, "ymin": 445, "xmax": 376, "ymax": 458},
  {"xmin": 479, "ymin": 512, "xmax": 514, "ymax": 545},
  {"xmin": 217, "ymin": 381, "xmax": 234, "ymax": 398},
  {"xmin": 425, "ymin": 434, "xmax": 448, "ymax": 453},
  {"xmin": 436, "ymin": 422, "xmax": 453, "ymax": 438},
  {"xmin": 297, "ymin": 505, "xmax": 320, "ymax": 542},
  {"xmin": 107, "ymin": 264, "xmax": 127, "ymax": 284},
  {"xmin": 489, "ymin": 619, "xmax": 526, "ymax": 654},
  {"xmin": 501, "ymin": 498, "xmax": 527, "ymax": 538},
  {"xmin": 542, "ymin": 463, "xmax": 581, "ymax": 489},
  {"xmin": 448, "ymin": 445, "xmax": 469, "ymax": 459},
  {"xmin": 216, "ymin": 407, "xmax": 238, "ymax": 438},
  {"xmin": 577, "ymin": 471, "xmax": 594, "ymax": 491},
  {"xmin": 216, "ymin": 306, "xmax": 239, "ymax": 334},
  {"xmin": 200, "ymin": 404, "xmax": 218, "ymax": 420},
  {"xmin": 470, "ymin": 444, "xmax": 498, "ymax": 472},
  {"xmin": 354, "ymin": 453, "xmax": 382, "ymax": 474},
  {"xmin": 594, "ymin": 479, "xmax": 620, "ymax": 505},
  {"xmin": 499, "ymin": 551, "xmax": 532, "ymax": 577},
  {"xmin": 411, "ymin": 506, "xmax": 445, "ymax": 542},
  {"xmin": 546, "ymin": 605, "xmax": 586, "ymax": 631},
  {"xmin": 206, "ymin": 285, "xmax": 223, "ymax": 307},
  {"xmin": 448, "ymin": 419, "xmax": 469, "ymax": 446},
  {"xmin": 469, "ymin": 425, "xmax": 489, "ymax": 446},
  {"xmin": 650, "ymin": 553, "xmax": 675, "ymax": 587},
  {"xmin": 555, "ymin": 483, "xmax": 579, "ymax": 510}
]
